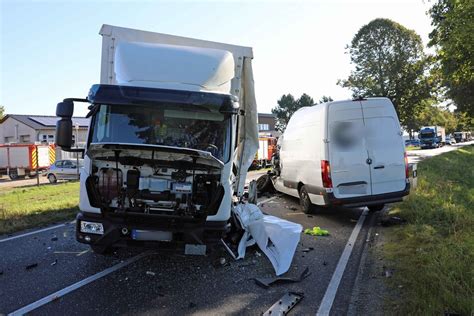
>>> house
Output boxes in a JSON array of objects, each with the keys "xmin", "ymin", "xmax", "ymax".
[
  {"xmin": 257, "ymin": 113, "xmax": 279, "ymax": 137},
  {"xmin": 0, "ymin": 114, "xmax": 89, "ymax": 160},
  {"xmin": 0, "ymin": 114, "xmax": 89, "ymax": 145}
]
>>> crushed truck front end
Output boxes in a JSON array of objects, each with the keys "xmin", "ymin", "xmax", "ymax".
[{"xmin": 75, "ymin": 85, "xmax": 238, "ymax": 253}]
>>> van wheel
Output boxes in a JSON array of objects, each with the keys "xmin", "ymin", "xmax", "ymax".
[
  {"xmin": 48, "ymin": 174, "xmax": 57, "ymax": 184},
  {"xmin": 299, "ymin": 185, "xmax": 314, "ymax": 214},
  {"xmin": 368, "ymin": 204, "xmax": 385, "ymax": 212}
]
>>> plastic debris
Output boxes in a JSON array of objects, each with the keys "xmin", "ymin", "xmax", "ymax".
[
  {"xmin": 25, "ymin": 263, "xmax": 38, "ymax": 270},
  {"xmin": 304, "ymin": 226, "xmax": 329, "ymax": 236},
  {"xmin": 263, "ymin": 292, "xmax": 304, "ymax": 316},
  {"xmin": 51, "ymin": 236, "xmax": 58, "ymax": 241},
  {"xmin": 146, "ymin": 271, "xmax": 156, "ymax": 276},
  {"xmin": 50, "ymin": 259, "xmax": 58, "ymax": 266},
  {"xmin": 301, "ymin": 247, "xmax": 314, "ymax": 253},
  {"xmin": 381, "ymin": 216, "xmax": 407, "ymax": 227},
  {"xmin": 254, "ymin": 267, "xmax": 311, "ymax": 289},
  {"xmin": 233, "ymin": 203, "xmax": 302, "ymax": 276},
  {"xmin": 219, "ymin": 257, "xmax": 226, "ymax": 265}
]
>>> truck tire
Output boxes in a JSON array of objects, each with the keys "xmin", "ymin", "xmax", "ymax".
[
  {"xmin": 368, "ymin": 204, "xmax": 385, "ymax": 212},
  {"xmin": 256, "ymin": 174, "xmax": 274, "ymax": 193},
  {"xmin": 48, "ymin": 174, "xmax": 57, "ymax": 184},
  {"xmin": 8, "ymin": 171, "xmax": 18, "ymax": 180},
  {"xmin": 298, "ymin": 185, "xmax": 314, "ymax": 214}
]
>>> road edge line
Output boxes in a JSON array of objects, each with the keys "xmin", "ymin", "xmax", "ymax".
[
  {"xmin": 7, "ymin": 251, "xmax": 150, "ymax": 315},
  {"xmin": 316, "ymin": 209, "xmax": 368, "ymax": 316},
  {"xmin": 0, "ymin": 221, "xmax": 74, "ymax": 243}
]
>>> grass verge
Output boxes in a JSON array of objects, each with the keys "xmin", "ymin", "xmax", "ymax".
[
  {"xmin": 405, "ymin": 145, "xmax": 420, "ymax": 151},
  {"xmin": 384, "ymin": 145, "xmax": 474, "ymax": 314},
  {"xmin": 0, "ymin": 182, "xmax": 79, "ymax": 235}
]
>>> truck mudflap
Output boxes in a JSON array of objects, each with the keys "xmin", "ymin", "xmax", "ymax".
[
  {"xmin": 75, "ymin": 211, "xmax": 230, "ymax": 251},
  {"xmin": 323, "ymin": 182, "xmax": 410, "ymax": 207}
]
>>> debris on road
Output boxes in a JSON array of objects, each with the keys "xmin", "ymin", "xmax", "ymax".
[
  {"xmin": 25, "ymin": 263, "xmax": 38, "ymax": 270},
  {"xmin": 51, "ymin": 236, "xmax": 58, "ymax": 241},
  {"xmin": 301, "ymin": 247, "xmax": 314, "ymax": 253},
  {"xmin": 304, "ymin": 226, "xmax": 329, "ymax": 236},
  {"xmin": 188, "ymin": 302, "xmax": 197, "ymax": 309},
  {"xmin": 254, "ymin": 267, "xmax": 311, "ymax": 289},
  {"xmin": 146, "ymin": 271, "xmax": 156, "ymax": 276},
  {"xmin": 262, "ymin": 292, "xmax": 304, "ymax": 316},
  {"xmin": 50, "ymin": 259, "xmax": 58, "ymax": 266},
  {"xmin": 381, "ymin": 216, "xmax": 406, "ymax": 227},
  {"xmin": 248, "ymin": 180, "xmax": 258, "ymax": 204},
  {"xmin": 233, "ymin": 203, "xmax": 302, "ymax": 276}
]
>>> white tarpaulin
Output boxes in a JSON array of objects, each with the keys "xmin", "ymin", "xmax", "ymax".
[{"xmin": 234, "ymin": 203, "xmax": 303, "ymax": 276}]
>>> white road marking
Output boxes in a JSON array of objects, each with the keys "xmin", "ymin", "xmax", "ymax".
[
  {"xmin": 257, "ymin": 195, "xmax": 280, "ymax": 206},
  {"xmin": 8, "ymin": 251, "xmax": 150, "ymax": 316},
  {"xmin": 0, "ymin": 221, "xmax": 73, "ymax": 243},
  {"xmin": 316, "ymin": 209, "xmax": 369, "ymax": 316}
]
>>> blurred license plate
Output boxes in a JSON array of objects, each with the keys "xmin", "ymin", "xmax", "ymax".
[{"xmin": 131, "ymin": 230, "xmax": 172, "ymax": 241}]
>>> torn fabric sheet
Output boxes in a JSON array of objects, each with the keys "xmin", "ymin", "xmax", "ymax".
[{"xmin": 233, "ymin": 203, "xmax": 302, "ymax": 276}]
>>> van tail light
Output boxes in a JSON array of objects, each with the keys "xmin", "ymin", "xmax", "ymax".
[
  {"xmin": 404, "ymin": 152, "xmax": 409, "ymax": 179},
  {"xmin": 321, "ymin": 160, "xmax": 333, "ymax": 188}
]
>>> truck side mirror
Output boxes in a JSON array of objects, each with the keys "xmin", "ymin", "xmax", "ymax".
[
  {"xmin": 56, "ymin": 118, "xmax": 73, "ymax": 148},
  {"xmin": 56, "ymin": 100, "xmax": 74, "ymax": 118}
]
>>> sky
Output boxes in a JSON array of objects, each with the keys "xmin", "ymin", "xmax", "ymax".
[{"xmin": 0, "ymin": 0, "xmax": 434, "ymax": 117}]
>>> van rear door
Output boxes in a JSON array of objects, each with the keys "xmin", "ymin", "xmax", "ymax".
[
  {"xmin": 328, "ymin": 101, "xmax": 372, "ymax": 198},
  {"xmin": 361, "ymin": 99, "xmax": 406, "ymax": 195}
]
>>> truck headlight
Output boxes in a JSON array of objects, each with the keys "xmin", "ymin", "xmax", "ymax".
[{"xmin": 80, "ymin": 221, "xmax": 104, "ymax": 235}]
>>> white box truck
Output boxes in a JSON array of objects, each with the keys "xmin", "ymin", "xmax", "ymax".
[
  {"xmin": 272, "ymin": 97, "xmax": 410, "ymax": 213},
  {"xmin": 55, "ymin": 25, "xmax": 258, "ymax": 254}
]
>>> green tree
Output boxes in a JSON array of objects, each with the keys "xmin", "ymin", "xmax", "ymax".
[
  {"xmin": 429, "ymin": 0, "xmax": 474, "ymax": 116},
  {"xmin": 271, "ymin": 93, "xmax": 314, "ymax": 131},
  {"xmin": 338, "ymin": 18, "xmax": 432, "ymax": 136},
  {"xmin": 415, "ymin": 102, "xmax": 458, "ymax": 134},
  {"xmin": 318, "ymin": 96, "xmax": 334, "ymax": 104},
  {"xmin": 0, "ymin": 105, "xmax": 4, "ymax": 118}
]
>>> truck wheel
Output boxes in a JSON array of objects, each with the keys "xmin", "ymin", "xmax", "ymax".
[
  {"xmin": 8, "ymin": 171, "xmax": 18, "ymax": 180},
  {"xmin": 368, "ymin": 204, "xmax": 385, "ymax": 212},
  {"xmin": 48, "ymin": 174, "xmax": 57, "ymax": 184},
  {"xmin": 299, "ymin": 185, "xmax": 314, "ymax": 214},
  {"xmin": 256, "ymin": 174, "xmax": 274, "ymax": 193}
]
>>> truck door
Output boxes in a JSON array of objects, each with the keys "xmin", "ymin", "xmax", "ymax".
[
  {"xmin": 328, "ymin": 101, "xmax": 372, "ymax": 199},
  {"xmin": 361, "ymin": 99, "xmax": 406, "ymax": 195}
]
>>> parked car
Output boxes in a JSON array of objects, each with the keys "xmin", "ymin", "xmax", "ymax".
[
  {"xmin": 45, "ymin": 159, "xmax": 83, "ymax": 183},
  {"xmin": 405, "ymin": 139, "xmax": 420, "ymax": 147},
  {"xmin": 446, "ymin": 136, "xmax": 456, "ymax": 145}
]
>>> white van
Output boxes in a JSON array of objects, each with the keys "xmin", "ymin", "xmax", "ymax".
[{"xmin": 272, "ymin": 97, "xmax": 410, "ymax": 212}]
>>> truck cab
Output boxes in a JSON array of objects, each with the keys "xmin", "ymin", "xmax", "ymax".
[
  {"xmin": 419, "ymin": 126, "xmax": 445, "ymax": 149},
  {"xmin": 55, "ymin": 25, "xmax": 258, "ymax": 254}
]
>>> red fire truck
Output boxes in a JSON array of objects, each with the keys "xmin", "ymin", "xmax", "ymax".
[
  {"xmin": 0, "ymin": 143, "xmax": 56, "ymax": 180},
  {"xmin": 252, "ymin": 137, "xmax": 277, "ymax": 168}
]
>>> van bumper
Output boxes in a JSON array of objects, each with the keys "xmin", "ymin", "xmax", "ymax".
[
  {"xmin": 323, "ymin": 182, "xmax": 410, "ymax": 208},
  {"xmin": 75, "ymin": 211, "xmax": 230, "ymax": 251}
]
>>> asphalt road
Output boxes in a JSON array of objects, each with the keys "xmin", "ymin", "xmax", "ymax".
[
  {"xmin": 1, "ymin": 142, "xmax": 471, "ymax": 315},
  {"xmin": 0, "ymin": 193, "xmax": 370, "ymax": 315}
]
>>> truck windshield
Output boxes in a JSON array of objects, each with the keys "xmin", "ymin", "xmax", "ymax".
[
  {"xmin": 420, "ymin": 132, "xmax": 435, "ymax": 138},
  {"xmin": 90, "ymin": 103, "xmax": 232, "ymax": 162}
]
